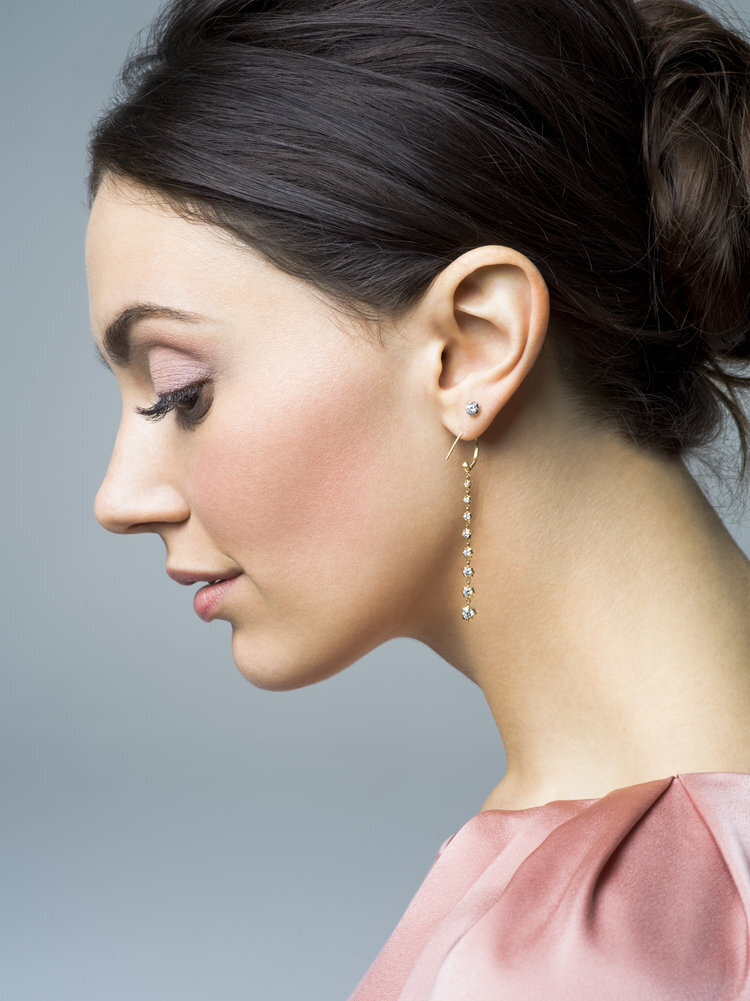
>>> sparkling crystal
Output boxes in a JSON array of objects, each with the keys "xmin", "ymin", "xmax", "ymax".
[
  {"xmin": 463, "ymin": 494, "xmax": 471, "ymax": 504},
  {"xmin": 462, "ymin": 528, "xmax": 472, "ymax": 539},
  {"xmin": 464, "ymin": 479, "xmax": 471, "ymax": 490},
  {"xmin": 465, "ymin": 401, "xmax": 480, "ymax": 416},
  {"xmin": 463, "ymin": 565, "xmax": 474, "ymax": 577},
  {"xmin": 463, "ymin": 585, "xmax": 474, "ymax": 598},
  {"xmin": 461, "ymin": 605, "xmax": 477, "ymax": 620},
  {"xmin": 463, "ymin": 547, "xmax": 473, "ymax": 558},
  {"xmin": 463, "ymin": 511, "xmax": 472, "ymax": 522}
]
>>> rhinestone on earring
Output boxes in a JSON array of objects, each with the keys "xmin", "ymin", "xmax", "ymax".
[
  {"xmin": 445, "ymin": 418, "xmax": 480, "ymax": 620},
  {"xmin": 465, "ymin": 401, "xmax": 480, "ymax": 416}
]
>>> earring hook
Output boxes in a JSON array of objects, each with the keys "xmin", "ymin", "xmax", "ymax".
[
  {"xmin": 445, "ymin": 433, "xmax": 479, "ymax": 468},
  {"xmin": 445, "ymin": 432, "xmax": 463, "ymax": 461},
  {"xmin": 463, "ymin": 439, "xmax": 479, "ymax": 471}
]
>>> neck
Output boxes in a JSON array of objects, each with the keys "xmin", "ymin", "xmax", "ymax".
[{"xmin": 423, "ymin": 409, "xmax": 750, "ymax": 812}]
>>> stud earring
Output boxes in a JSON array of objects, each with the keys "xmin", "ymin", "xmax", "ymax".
[{"xmin": 445, "ymin": 402, "xmax": 481, "ymax": 620}]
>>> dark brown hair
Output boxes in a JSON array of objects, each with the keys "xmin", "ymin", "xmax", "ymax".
[{"xmin": 87, "ymin": 0, "xmax": 750, "ymax": 478}]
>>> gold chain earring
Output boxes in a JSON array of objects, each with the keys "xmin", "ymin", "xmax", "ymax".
[{"xmin": 445, "ymin": 402, "xmax": 481, "ymax": 620}]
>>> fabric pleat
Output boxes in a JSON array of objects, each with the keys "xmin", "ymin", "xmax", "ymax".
[{"xmin": 348, "ymin": 772, "xmax": 750, "ymax": 1001}]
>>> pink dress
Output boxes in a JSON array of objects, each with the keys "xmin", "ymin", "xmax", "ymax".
[{"xmin": 348, "ymin": 772, "xmax": 750, "ymax": 1000}]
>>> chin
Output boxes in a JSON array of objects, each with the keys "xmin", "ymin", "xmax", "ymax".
[{"xmin": 228, "ymin": 625, "xmax": 357, "ymax": 692}]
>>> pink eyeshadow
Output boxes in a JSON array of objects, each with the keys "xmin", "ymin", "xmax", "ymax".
[{"xmin": 148, "ymin": 346, "xmax": 212, "ymax": 394}]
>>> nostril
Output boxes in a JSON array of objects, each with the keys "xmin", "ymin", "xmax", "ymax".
[
  {"xmin": 93, "ymin": 475, "xmax": 190, "ymax": 534},
  {"xmin": 92, "ymin": 427, "xmax": 191, "ymax": 533}
]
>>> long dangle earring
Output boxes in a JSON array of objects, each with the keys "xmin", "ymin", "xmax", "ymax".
[{"xmin": 445, "ymin": 401, "xmax": 481, "ymax": 620}]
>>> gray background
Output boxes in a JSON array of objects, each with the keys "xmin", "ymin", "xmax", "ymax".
[{"xmin": 3, "ymin": 2, "xmax": 750, "ymax": 999}]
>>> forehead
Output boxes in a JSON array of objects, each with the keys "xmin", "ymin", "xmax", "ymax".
[
  {"xmin": 84, "ymin": 176, "xmax": 371, "ymax": 359},
  {"xmin": 85, "ymin": 177, "xmax": 252, "ymax": 331}
]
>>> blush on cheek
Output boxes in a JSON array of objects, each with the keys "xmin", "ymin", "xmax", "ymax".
[{"xmin": 193, "ymin": 386, "xmax": 391, "ymax": 599}]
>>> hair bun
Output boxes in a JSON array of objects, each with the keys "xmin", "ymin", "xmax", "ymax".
[{"xmin": 638, "ymin": 0, "xmax": 750, "ymax": 361}]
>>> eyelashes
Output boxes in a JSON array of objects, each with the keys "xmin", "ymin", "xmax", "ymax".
[{"xmin": 134, "ymin": 380, "xmax": 213, "ymax": 431}]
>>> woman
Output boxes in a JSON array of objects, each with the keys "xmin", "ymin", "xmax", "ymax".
[{"xmin": 85, "ymin": 0, "xmax": 750, "ymax": 997}]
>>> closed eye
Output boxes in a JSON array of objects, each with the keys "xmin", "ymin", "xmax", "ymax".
[{"xmin": 134, "ymin": 380, "xmax": 213, "ymax": 431}]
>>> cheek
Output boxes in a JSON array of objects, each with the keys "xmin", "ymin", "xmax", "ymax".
[{"xmin": 192, "ymin": 364, "xmax": 401, "ymax": 600}]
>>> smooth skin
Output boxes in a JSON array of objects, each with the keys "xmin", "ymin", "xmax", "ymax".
[{"xmin": 87, "ymin": 173, "xmax": 750, "ymax": 812}]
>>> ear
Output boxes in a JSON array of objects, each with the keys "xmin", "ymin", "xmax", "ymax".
[{"xmin": 414, "ymin": 245, "xmax": 550, "ymax": 440}]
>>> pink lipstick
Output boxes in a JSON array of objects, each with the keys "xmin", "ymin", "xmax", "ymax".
[{"xmin": 193, "ymin": 576, "xmax": 242, "ymax": 621}]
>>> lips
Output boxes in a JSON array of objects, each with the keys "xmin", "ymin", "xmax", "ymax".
[{"xmin": 193, "ymin": 576, "xmax": 243, "ymax": 622}]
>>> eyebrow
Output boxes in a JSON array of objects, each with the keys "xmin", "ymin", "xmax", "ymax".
[{"xmin": 93, "ymin": 303, "xmax": 208, "ymax": 370}]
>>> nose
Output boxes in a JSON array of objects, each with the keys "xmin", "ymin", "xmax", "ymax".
[{"xmin": 94, "ymin": 417, "xmax": 190, "ymax": 534}]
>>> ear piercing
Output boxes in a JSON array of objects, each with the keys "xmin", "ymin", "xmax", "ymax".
[{"xmin": 445, "ymin": 402, "xmax": 481, "ymax": 620}]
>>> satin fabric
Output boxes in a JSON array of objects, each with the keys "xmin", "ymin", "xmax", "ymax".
[{"xmin": 348, "ymin": 772, "xmax": 750, "ymax": 1000}]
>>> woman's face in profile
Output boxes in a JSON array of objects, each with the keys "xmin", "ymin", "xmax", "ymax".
[{"xmin": 86, "ymin": 175, "xmax": 455, "ymax": 690}]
